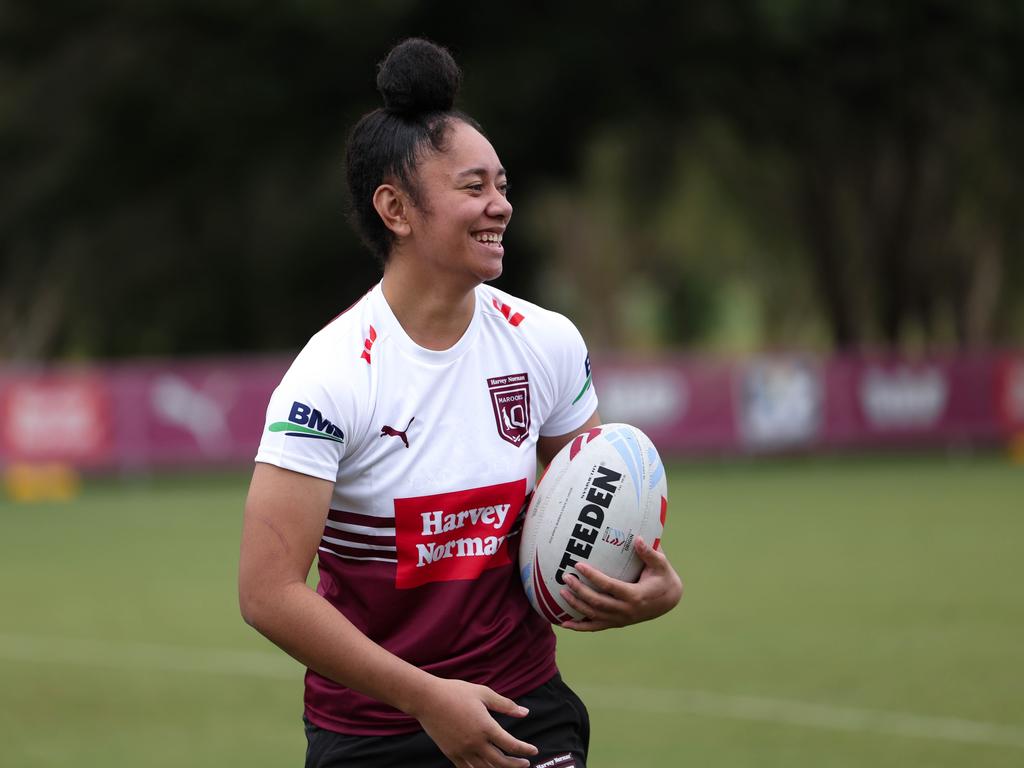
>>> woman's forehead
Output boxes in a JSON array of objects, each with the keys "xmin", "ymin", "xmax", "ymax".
[{"xmin": 434, "ymin": 121, "xmax": 505, "ymax": 178}]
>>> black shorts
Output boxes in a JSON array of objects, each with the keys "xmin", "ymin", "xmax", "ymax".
[{"xmin": 304, "ymin": 673, "xmax": 590, "ymax": 768}]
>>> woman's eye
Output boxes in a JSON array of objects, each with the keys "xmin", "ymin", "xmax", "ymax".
[{"xmin": 467, "ymin": 183, "xmax": 483, "ymax": 192}]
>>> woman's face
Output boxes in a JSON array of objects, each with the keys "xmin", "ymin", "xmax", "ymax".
[{"xmin": 403, "ymin": 120, "xmax": 513, "ymax": 286}]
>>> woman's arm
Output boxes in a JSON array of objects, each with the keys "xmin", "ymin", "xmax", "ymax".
[
  {"xmin": 536, "ymin": 410, "xmax": 602, "ymax": 467},
  {"xmin": 238, "ymin": 462, "xmax": 537, "ymax": 768}
]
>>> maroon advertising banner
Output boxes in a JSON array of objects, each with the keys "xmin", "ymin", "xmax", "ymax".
[
  {"xmin": 107, "ymin": 358, "xmax": 288, "ymax": 469},
  {"xmin": 0, "ymin": 358, "xmax": 288, "ymax": 471},
  {"xmin": 595, "ymin": 355, "xmax": 738, "ymax": 453},
  {"xmin": 0, "ymin": 351, "xmax": 1019, "ymax": 470},
  {"xmin": 997, "ymin": 353, "xmax": 1024, "ymax": 433},
  {"xmin": 0, "ymin": 372, "xmax": 114, "ymax": 466},
  {"xmin": 597, "ymin": 355, "xmax": 829, "ymax": 454},
  {"xmin": 578, "ymin": 353, "xmax": 1006, "ymax": 454},
  {"xmin": 824, "ymin": 355, "xmax": 1000, "ymax": 448}
]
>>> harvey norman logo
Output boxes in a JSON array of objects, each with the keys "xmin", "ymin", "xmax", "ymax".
[
  {"xmin": 393, "ymin": 479, "xmax": 526, "ymax": 589},
  {"xmin": 268, "ymin": 401, "xmax": 344, "ymax": 443}
]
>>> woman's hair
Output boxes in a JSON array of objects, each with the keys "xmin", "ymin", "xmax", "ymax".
[{"xmin": 345, "ymin": 38, "xmax": 482, "ymax": 263}]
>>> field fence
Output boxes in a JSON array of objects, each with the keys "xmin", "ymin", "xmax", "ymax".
[{"xmin": 1, "ymin": 351, "xmax": 1022, "ymax": 471}]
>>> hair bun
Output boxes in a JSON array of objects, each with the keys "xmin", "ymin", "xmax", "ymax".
[{"xmin": 376, "ymin": 38, "xmax": 461, "ymax": 116}]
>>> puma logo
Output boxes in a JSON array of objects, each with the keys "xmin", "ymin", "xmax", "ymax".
[{"xmin": 380, "ymin": 417, "xmax": 415, "ymax": 448}]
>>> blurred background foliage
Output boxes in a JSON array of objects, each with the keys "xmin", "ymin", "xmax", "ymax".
[{"xmin": 2, "ymin": 0, "xmax": 1023, "ymax": 360}]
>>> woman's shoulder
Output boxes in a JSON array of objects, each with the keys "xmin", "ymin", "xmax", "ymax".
[
  {"xmin": 475, "ymin": 284, "xmax": 591, "ymax": 383},
  {"xmin": 476, "ymin": 284, "xmax": 578, "ymax": 337},
  {"xmin": 285, "ymin": 286, "xmax": 382, "ymax": 384}
]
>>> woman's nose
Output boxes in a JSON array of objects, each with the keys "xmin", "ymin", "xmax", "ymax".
[{"xmin": 488, "ymin": 189, "xmax": 512, "ymax": 221}]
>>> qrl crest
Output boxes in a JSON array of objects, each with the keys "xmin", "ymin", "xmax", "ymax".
[{"xmin": 488, "ymin": 373, "xmax": 531, "ymax": 447}]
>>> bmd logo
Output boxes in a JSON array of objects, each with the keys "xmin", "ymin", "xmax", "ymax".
[{"xmin": 268, "ymin": 401, "xmax": 344, "ymax": 443}]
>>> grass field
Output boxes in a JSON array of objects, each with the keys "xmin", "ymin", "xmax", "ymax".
[{"xmin": 1, "ymin": 456, "xmax": 1022, "ymax": 767}]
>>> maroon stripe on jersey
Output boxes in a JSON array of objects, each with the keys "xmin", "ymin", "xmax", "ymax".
[
  {"xmin": 305, "ymin": 554, "xmax": 557, "ymax": 735},
  {"xmin": 319, "ymin": 541, "xmax": 397, "ymax": 562},
  {"xmin": 322, "ymin": 527, "xmax": 397, "ymax": 548},
  {"xmin": 327, "ymin": 509, "xmax": 395, "ymax": 529}
]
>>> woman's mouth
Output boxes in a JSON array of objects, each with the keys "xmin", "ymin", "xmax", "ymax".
[{"xmin": 474, "ymin": 232, "xmax": 503, "ymax": 246}]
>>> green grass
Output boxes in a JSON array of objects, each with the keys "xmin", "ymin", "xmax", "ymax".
[{"xmin": 1, "ymin": 457, "xmax": 1023, "ymax": 767}]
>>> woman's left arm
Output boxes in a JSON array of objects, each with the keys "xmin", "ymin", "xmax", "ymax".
[{"xmin": 535, "ymin": 411, "xmax": 684, "ymax": 632}]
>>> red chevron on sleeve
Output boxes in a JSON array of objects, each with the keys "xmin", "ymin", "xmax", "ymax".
[
  {"xmin": 360, "ymin": 324, "xmax": 377, "ymax": 364},
  {"xmin": 492, "ymin": 298, "xmax": 525, "ymax": 327}
]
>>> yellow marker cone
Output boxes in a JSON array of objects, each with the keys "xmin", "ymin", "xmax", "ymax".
[
  {"xmin": 1010, "ymin": 434, "xmax": 1024, "ymax": 465},
  {"xmin": 3, "ymin": 463, "xmax": 81, "ymax": 502}
]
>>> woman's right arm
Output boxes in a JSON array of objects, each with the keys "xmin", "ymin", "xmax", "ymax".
[{"xmin": 238, "ymin": 462, "xmax": 537, "ymax": 768}]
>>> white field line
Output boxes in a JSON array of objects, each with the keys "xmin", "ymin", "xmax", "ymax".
[
  {"xmin": 0, "ymin": 631, "xmax": 300, "ymax": 680},
  {"xmin": 576, "ymin": 685, "xmax": 1024, "ymax": 750},
  {"xmin": 2, "ymin": 632, "xmax": 1023, "ymax": 749}
]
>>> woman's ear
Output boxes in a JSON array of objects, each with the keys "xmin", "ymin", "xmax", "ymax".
[{"xmin": 373, "ymin": 184, "xmax": 412, "ymax": 238}]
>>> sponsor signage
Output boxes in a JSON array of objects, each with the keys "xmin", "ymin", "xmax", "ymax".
[
  {"xmin": 998, "ymin": 356, "xmax": 1024, "ymax": 431},
  {"xmin": 392, "ymin": 479, "xmax": 527, "ymax": 589},
  {"xmin": 0, "ymin": 376, "xmax": 112, "ymax": 463},
  {"xmin": 0, "ymin": 351, "xmax": 1017, "ymax": 469},
  {"xmin": 736, "ymin": 359, "xmax": 822, "ymax": 448},
  {"xmin": 859, "ymin": 366, "xmax": 949, "ymax": 429},
  {"xmin": 594, "ymin": 358, "xmax": 739, "ymax": 453},
  {"xmin": 269, "ymin": 401, "xmax": 345, "ymax": 443},
  {"xmin": 833, "ymin": 355, "xmax": 998, "ymax": 445},
  {"xmin": 599, "ymin": 369, "xmax": 687, "ymax": 427},
  {"xmin": 122, "ymin": 360, "xmax": 284, "ymax": 466},
  {"xmin": 148, "ymin": 372, "xmax": 240, "ymax": 456}
]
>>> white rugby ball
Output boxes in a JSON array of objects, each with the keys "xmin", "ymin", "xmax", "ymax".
[{"xmin": 519, "ymin": 423, "xmax": 668, "ymax": 624}]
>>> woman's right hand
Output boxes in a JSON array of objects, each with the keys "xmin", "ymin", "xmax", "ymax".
[{"xmin": 411, "ymin": 677, "xmax": 538, "ymax": 768}]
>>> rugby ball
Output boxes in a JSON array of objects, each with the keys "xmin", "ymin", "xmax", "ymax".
[{"xmin": 519, "ymin": 423, "xmax": 668, "ymax": 624}]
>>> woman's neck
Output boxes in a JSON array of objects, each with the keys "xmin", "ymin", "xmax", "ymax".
[{"xmin": 380, "ymin": 264, "xmax": 477, "ymax": 351}]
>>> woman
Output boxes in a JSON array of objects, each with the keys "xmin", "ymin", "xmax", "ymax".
[{"xmin": 239, "ymin": 38, "xmax": 682, "ymax": 768}]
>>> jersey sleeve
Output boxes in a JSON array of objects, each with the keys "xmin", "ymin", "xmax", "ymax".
[
  {"xmin": 538, "ymin": 314, "xmax": 599, "ymax": 437},
  {"xmin": 254, "ymin": 340, "xmax": 355, "ymax": 482}
]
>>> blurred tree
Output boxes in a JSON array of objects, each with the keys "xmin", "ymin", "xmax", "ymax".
[
  {"xmin": 523, "ymin": 0, "xmax": 1024, "ymax": 351},
  {"xmin": 717, "ymin": 0, "xmax": 1024, "ymax": 349},
  {"xmin": 0, "ymin": 0, "xmax": 409, "ymax": 358},
  {"xmin": 1, "ymin": 0, "xmax": 1022, "ymax": 358}
]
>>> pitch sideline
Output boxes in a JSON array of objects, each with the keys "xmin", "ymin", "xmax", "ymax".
[{"xmin": 1, "ymin": 631, "xmax": 1022, "ymax": 750}]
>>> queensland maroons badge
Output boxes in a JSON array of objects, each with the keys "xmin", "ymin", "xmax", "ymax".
[{"xmin": 488, "ymin": 373, "xmax": 531, "ymax": 446}]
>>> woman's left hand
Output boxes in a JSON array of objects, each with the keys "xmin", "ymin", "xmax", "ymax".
[{"xmin": 558, "ymin": 536, "xmax": 683, "ymax": 632}]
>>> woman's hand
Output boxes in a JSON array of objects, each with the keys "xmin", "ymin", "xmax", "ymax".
[
  {"xmin": 559, "ymin": 536, "xmax": 683, "ymax": 632},
  {"xmin": 410, "ymin": 677, "xmax": 538, "ymax": 768}
]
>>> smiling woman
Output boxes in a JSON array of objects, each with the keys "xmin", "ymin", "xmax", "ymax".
[
  {"xmin": 377, "ymin": 120, "xmax": 513, "ymax": 315},
  {"xmin": 238, "ymin": 37, "xmax": 682, "ymax": 768}
]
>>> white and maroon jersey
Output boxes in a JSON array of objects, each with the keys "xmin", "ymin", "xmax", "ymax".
[{"xmin": 255, "ymin": 281, "xmax": 598, "ymax": 736}]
